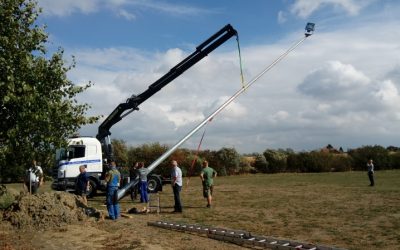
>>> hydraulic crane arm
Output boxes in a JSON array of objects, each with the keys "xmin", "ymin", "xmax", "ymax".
[{"xmin": 96, "ymin": 24, "xmax": 238, "ymax": 145}]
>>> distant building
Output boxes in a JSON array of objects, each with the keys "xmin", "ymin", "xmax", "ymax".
[{"xmin": 320, "ymin": 144, "xmax": 345, "ymax": 154}]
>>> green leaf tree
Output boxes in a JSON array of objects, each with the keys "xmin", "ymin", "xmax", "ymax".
[
  {"xmin": 0, "ymin": 0, "xmax": 99, "ymax": 181},
  {"xmin": 263, "ymin": 149, "xmax": 288, "ymax": 173},
  {"xmin": 111, "ymin": 139, "xmax": 128, "ymax": 174},
  {"xmin": 215, "ymin": 147, "xmax": 240, "ymax": 175},
  {"xmin": 253, "ymin": 153, "xmax": 268, "ymax": 173}
]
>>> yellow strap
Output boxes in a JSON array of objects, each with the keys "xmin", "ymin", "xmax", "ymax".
[{"xmin": 236, "ymin": 35, "xmax": 246, "ymax": 89}]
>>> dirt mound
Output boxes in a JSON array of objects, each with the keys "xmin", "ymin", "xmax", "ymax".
[
  {"xmin": 0, "ymin": 184, "xmax": 21, "ymax": 209},
  {"xmin": 2, "ymin": 191, "xmax": 88, "ymax": 229}
]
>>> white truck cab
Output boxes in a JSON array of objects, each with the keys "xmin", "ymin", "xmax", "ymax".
[{"xmin": 52, "ymin": 137, "xmax": 105, "ymax": 195}]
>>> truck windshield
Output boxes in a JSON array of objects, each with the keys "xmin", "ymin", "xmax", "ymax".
[{"xmin": 67, "ymin": 145, "xmax": 86, "ymax": 159}]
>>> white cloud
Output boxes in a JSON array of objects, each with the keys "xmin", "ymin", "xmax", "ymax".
[
  {"xmin": 289, "ymin": 0, "xmax": 372, "ymax": 18},
  {"xmin": 117, "ymin": 9, "xmax": 136, "ymax": 20},
  {"xmin": 272, "ymin": 110, "xmax": 289, "ymax": 121},
  {"xmin": 69, "ymin": 10, "xmax": 400, "ymax": 152},
  {"xmin": 38, "ymin": 0, "xmax": 212, "ymax": 17},
  {"xmin": 298, "ymin": 61, "xmax": 370, "ymax": 100},
  {"xmin": 277, "ymin": 11, "xmax": 287, "ymax": 24},
  {"xmin": 374, "ymin": 80, "xmax": 400, "ymax": 108},
  {"xmin": 38, "ymin": 0, "xmax": 99, "ymax": 16},
  {"xmin": 125, "ymin": 0, "xmax": 214, "ymax": 16}
]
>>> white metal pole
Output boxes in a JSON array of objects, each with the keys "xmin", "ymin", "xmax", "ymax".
[{"xmin": 117, "ymin": 32, "xmax": 311, "ymax": 200}]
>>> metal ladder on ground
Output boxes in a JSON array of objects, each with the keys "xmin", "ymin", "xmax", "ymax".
[{"xmin": 148, "ymin": 221, "xmax": 347, "ymax": 250}]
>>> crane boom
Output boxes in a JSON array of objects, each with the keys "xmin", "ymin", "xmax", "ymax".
[{"xmin": 96, "ymin": 24, "xmax": 238, "ymax": 159}]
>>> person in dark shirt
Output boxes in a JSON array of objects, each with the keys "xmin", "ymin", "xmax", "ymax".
[
  {"xmin": 76, "ymin": 165, "xmax": 89, "ymax": 206},
  {"xmin": 129, "ymin": 162, "xmax": 139, "ymax": 200}
]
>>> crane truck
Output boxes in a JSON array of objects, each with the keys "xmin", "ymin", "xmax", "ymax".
[{"xmin": 51, "ymin": 24, "xmax": 239, "ymax": 197}]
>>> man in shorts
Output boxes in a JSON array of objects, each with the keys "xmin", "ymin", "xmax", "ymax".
[{"xmin": 200, "ymin": 160, "xmax": 217, "ymax": 208}]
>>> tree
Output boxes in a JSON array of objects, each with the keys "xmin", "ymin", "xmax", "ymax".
[
  {"xmin": 253, "ymin": 153, "xmax": 268, "ymax": 173},
  {"xmin": 111, "ymin": 139, "xmax": 128, "ymax": 173},
  {"xmin": 127, "ymin": 142, "xmax": 169, "ymax": 176},
  {"xmin": 348, "ymin": 145, "xmax": 390, "ymax": 171},
  {"xmin": 0, "ymin": 0, "xmax": 99, "ymax": 181},
  {"xmin": 215, "ymin": 147, "xmax": 240, "ymax": 175},
  {"xmin": 239, "ymin": 156, "xmax": 255, "ymax": 174},
  {"xmin": 263, "ymin": 149, "xmax": 288, "ymax": 173}
]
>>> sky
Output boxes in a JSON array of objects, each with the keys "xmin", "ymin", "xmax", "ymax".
[{"xmin": 36, "ymin": 0, "xmax": 400, "ymax": 153}]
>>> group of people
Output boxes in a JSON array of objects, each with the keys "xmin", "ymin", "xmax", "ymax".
[
  {"xmin": 25, "ymin": 156, "xmax": 376, "ymax": 221},
  {"xmin": 101, "ymin": 158, "xmax": 217, "ymax": 219},
  {"xmin": 155, "ymin": 159, "xmax": 218, "ymax": 213}
]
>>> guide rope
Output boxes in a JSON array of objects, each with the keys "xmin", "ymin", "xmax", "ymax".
[{"xmin": 185, "ymin": 118, "xmax": 212, "ymax": 186}]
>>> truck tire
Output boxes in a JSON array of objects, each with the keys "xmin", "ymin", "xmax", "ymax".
[
  {"xmin": 87, "ymin": 179, "xmax": 97, "ymax": 198},
  {"xmin": 147, "ymin": 175, "xmax": 161, "ymax": 193}
]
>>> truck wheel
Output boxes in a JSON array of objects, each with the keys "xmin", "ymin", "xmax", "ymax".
[
  {"xmin": 87, "ymin": 179, "xmax": 97, "ymax": 198},
  {"xmin": 147, "ymin": 176, "xmax": 161, "ymax": 193}
]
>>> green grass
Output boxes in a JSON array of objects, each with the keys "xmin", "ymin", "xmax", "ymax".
[{"xmin": 5, "ymin": 170, "xmax": 400, "ymax": 250}]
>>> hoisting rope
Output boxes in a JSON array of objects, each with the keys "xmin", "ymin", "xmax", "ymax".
[
  {"xmin": 235, "ymin": 35, "xmax": 246, "ymax": 89},
  {"xmin": 186, "ymin": 35, "xmax": 245, "ymax": 186}
]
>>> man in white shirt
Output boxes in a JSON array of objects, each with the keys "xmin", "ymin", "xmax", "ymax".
[
  {"xmin": 25, "ymin": 160, "xmax": 44, "ymax": 194},
  {"xmin": 170, "ymin": 160, "xmax": 183, "ymax": 213},
  {"xmin": 367, "ymin": 159, "xmax": 375, "ymax": 186}
]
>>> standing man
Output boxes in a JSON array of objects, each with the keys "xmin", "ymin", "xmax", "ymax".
[
  {"xmin": 367, "ymin": 159, "xmax": 375, "ymax": 186},
  {"xmin": 25, "ymin": 160, "xmax": 44, "ymax": 194},
  {"xmin": 105, "ymin": 161, "xmax": 121, "ymax": 220},
  {"xmin": 170, "ymin": 160, "xmax": 183, "ymax": 213},
  {"xmin": 137, "ymin": 162, "xmax": 150, "ymax": 212},
  {"xmin": 129, "ymin": 162, "xmax": 139, "ymax": 201},
  {"xmin": 200, "ymin": 160, "xmax": 217, "ymax": 208},
  {"xmin": 76, "ymin": 165, "xmax": 89, "ymax": 206}
]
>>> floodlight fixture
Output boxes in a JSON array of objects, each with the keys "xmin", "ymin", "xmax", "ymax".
[{"xmin": 305, "ymin": 23, "xmax": 315, "ymax": 37}]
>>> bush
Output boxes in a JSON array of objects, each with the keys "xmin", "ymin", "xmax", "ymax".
[
  {"xmin": 348, "ymin": 145, "xmax": 390, "ymax": 170},
  {"xmin": 253, "ymin": 153, "xmax": 268, "ymax": 173},
  {"xmin": 388, "ymin": 152, "xmax": 400, "ymax": 169},
  {"xmin": 263, "ymin": 149, "xmax": 288, "ymax": 173},
  {"xmin": 0, "ymin": 185, "xmax": 18, "ymax": 209},
  {"xmin": 215, "ymin": 148, "xmax": 241, "ymax": 175},
  {"xmin": 329, "ymin": 154, "xmax": 353, "ymax": 172},
  {"xmin": 286, "ymin": 151, "xmax": 351, "ymax": 173},
  {"xmin": 239, "ymin": 156, "xmax": 256, "ymax": 174}
]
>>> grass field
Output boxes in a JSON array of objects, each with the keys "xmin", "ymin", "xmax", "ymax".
[{"xmin": 4, "ymin": 170, "xmax": 400, "ymax": 249}]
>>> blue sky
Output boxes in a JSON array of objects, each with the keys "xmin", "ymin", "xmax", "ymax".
[{"xmin": 37, "ymin": 0, "xmax": 400, "ymax": 153}]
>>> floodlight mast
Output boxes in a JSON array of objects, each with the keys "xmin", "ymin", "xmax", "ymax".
[{"xmin": 117, "ymin": 23, "xmax": 315, "ymax": 200}]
